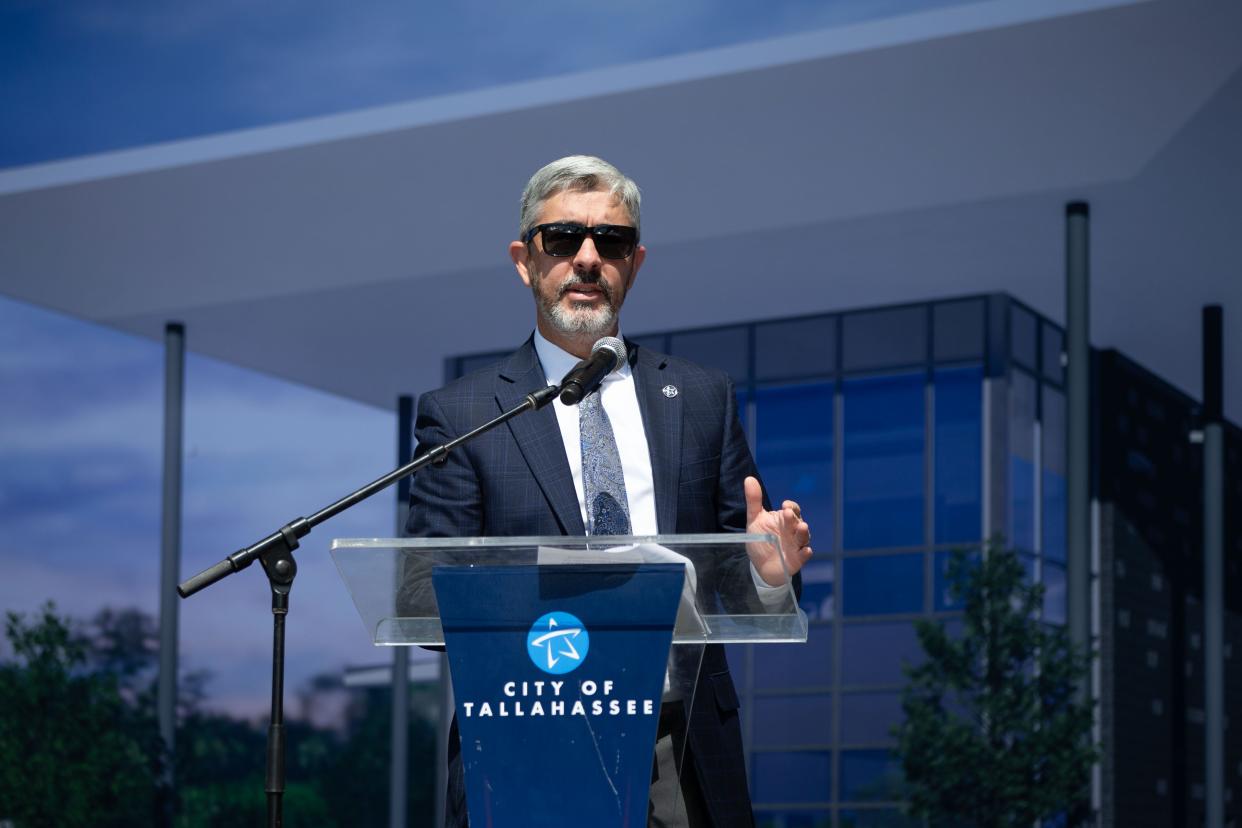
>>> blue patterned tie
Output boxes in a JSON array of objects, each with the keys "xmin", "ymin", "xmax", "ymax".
[{"xmin": 579, "ymin": 389, "xmax": 631, "ymax": 535}]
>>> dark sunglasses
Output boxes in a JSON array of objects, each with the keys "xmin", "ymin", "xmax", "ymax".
[{"xmin": 522, "ymin": 222, "xmax": 639, "ymax": 260}]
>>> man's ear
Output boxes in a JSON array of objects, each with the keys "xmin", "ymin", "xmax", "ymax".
[
  {"xmin": 625, "ymin": 244, "xmax": 646, "ymax": 291},
  {"xmin": 509, "ymin": 240, "xmax": 533, "ymax": 287}
]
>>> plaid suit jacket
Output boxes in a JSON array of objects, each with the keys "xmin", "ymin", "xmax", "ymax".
[{"xmin": 405, "ymin": 336, "xmax": 765, "ymax": 828}]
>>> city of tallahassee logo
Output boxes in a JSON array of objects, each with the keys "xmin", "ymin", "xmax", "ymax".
[{"xmin": 526, "ymin": 611, "xmax": 589, "ymax": 675}]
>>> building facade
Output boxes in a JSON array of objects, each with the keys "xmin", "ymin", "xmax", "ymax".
[{"xmin": 1094, "ymin": 349, "xmax": 1242, "ymax": 828}]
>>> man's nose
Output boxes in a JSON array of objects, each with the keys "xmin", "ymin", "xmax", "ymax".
[{"xmin": 572, "ymin": 236, "xmax": 602, "ymax": 272}]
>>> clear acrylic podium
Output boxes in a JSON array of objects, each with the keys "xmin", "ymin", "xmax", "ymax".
[{"xmin": 331, "ymin": 534, "xmax": 807, "ymax": 827}]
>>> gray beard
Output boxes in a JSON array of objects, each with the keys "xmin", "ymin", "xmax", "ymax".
[{"xmin": 534, "ymin": 275, "xmax": 619, "ymax": 339}]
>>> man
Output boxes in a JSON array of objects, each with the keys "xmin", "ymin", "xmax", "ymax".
[{"xmin": 405, "ymin": 155, "xmax": 812, "ymax": 827}]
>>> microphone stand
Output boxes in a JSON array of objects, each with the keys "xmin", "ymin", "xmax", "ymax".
[{"xmin": 178, "ymin": 384, "xmax": 560, "ymax": 828}]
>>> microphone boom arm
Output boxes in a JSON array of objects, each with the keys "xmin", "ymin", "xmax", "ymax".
[{"xmin": 178, "ymin": 382, "xmax": 560, "ymax": 598}]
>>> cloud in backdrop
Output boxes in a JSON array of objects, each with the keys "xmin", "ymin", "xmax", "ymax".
[{"xmin": 1, "ymin": 295, "xmax": 396, "ymax": 717}]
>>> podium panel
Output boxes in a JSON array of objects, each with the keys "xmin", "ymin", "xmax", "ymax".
[
  {"xmin": 434, "ymin": 563, "xmax": 682, "ymax": 827},
  {"xmin": 331, "ymin": 535, "xmax": 807, "ymax": 826}
]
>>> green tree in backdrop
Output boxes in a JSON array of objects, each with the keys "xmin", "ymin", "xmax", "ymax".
[
  {"xmin": 0, "ymin": 603, "xmax": 436, "ymax": 827},
  {"xmin": 0, "ymin": 604, "xmax": 163, "ymax": 827},
  {"xmin": 894, "ymin": 544, "xmax": 1096, "ymax": 828}
]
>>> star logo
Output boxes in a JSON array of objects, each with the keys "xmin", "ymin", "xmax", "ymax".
[
  {"xmin": 662, "ymin": 384, "xmax": 678, "ymax": 398},
  {"xmin": 526, "ymin": 611, "xmax": 590, "ymax": 675}
]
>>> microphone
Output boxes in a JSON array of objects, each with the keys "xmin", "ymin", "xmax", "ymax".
[{"xmin": 558, "ymin": 337, "xmax": 627, "ymax": 405}]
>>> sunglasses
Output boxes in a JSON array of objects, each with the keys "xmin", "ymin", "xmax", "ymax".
[{"xmin": 522, "ymin": 222, "xmax": 639, "ymax": 260}]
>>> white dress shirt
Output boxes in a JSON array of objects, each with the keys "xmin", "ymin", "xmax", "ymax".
[{"xmin": 533, "ymin": 329, "xmax": 658, "ymax": 536}]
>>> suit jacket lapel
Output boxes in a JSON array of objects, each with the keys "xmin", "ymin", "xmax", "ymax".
[
  {"xmin": 631, "ymin": 343, "xmax": 682, "ymax": 534},
  {"xmin": 495, "ymin": 339, "xmax": 586, "ymax": 536}
]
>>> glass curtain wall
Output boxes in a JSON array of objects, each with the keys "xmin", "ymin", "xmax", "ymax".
[
  {"xmin": 1007, "ymin": 304, "xmax": 1070, "ymax": 626},
  {"xmin": 446, "ymin": 294, "xmax": 1068, "ymax": 827}
]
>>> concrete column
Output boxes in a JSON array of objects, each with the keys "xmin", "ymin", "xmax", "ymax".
[
  {"xmin": 158, "ymin": 322, "xmax": 185, "ymax": 819},
  {"xmin": 1065, "ymin": 202, "xmax": 1092, "ymax": 675},
  {"xmin": 390, "ymin": 394, "xmax": 414, "ymax": 828}
]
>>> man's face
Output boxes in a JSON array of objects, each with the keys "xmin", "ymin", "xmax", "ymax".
[{"xmin": 509, "ymin": 188, "xmax": 645, "ymax": 357}]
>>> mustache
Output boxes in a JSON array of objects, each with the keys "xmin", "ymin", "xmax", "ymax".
[{"xmin": 556, "ymin": 276, "xmax": 614, "ymax": 303}]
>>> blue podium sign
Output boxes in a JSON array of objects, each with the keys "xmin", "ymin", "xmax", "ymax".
[{"xmin": 433, "ymin": 562, "xmax": 685, "ymax": 827}]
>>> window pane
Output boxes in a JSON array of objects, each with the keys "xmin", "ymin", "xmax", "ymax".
[
  {"xmin": 843, "ymin": 307, "xmax": 927, "ymax": 372},
  {"xmin": 1020, "ymin": 552, "xmax": 1037, "ymax": 584},
  {"xmin": 669, "ymin": 326, "xmax": 749, "ymax": 383},
  {"xmin": 841, "ymin": 622, "xmax": 923, "ymax": 686},
  {"xmin": 752, "ymin": 694, "xmax": 833, "ymax": 747},
  {"xmin": 1008, "ymin": 371, "xmax": 1037, "ymax": 551},
  {"xmin": 934, "ymin": 366, "xmax": 982, "ymax": 544},
  {"xmin": 797, "ymin": 560, "xmax": 835, "ymax": 622},
  {"xmin": 840, "ymin": 692, "xmax": 903, "ymax": 745},
  {"xmin": 752, "ymin": 751, "xmax": 832, "ymax": 804},
  {"xmin": 756, "ymin": 316, "xmax": 836, "ymax": 381},
  {"xmin": 755, "ymin": 623, "xmax": 833, "ymax": 689},
  {"xmin": 934, "ymin": 549, "xmax": 980, "ymax": 611},
  {"xmin": 843, "ymin": 554, "xmax": 923, "ymax": 616},
  {"xmin": 756, "ymin": 383, "xmax": 834, "ymax": 548},
  {"xmin": 840, "ymin": 809, "xmax": 922, "ymax": 827},
  {"xmin": 839, "ymin": 750, "xmax": 904, "ymax": 802},
  {"xmin": 843, "ymin": 373, "xmax": 925, "ymax": 549},
  {"xmin": 755, "ymin": 811, "xmax": 832, "ymax": 828},
  {"xmin": 934, "ymin": 299, "xmax": 985, "ymax": 362},
  {"xmin": 1010, "ymin": 304, "xmax": 1037, "ymax": 370},
  {"xmin": 1043, "ymin": 561, "xmax": 1067, "ymax": 624},
  {"xmin": 454, "ymin": 350, "xmax": 507, "ymax": 378},
  {"xmin": 1042, "ymin": 323, "xmax": 1064, "ymax": 384},
  {"xmin": 1042, "ymin": 386, "xmax": 1067, "ymax": 562},
  {"xmin": 724, "ymin": 642, "xmax": 750, "ymax": 685},
  {"xmin": 628, "ymin": 333, "xmax": 667, "ymax": 355}
]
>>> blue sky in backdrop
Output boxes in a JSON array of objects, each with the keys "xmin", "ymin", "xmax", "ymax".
[
  {"xmin": 0, "ymin": 0, "xmax": 972, "ymax": 716},
  {"xmin": 0, "ymin": 0, "xmax": 969, "ymax": 168}
]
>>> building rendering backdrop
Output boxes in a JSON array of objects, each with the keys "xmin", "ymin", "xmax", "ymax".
[{"xmin": 1, "ymin": 1, "xmax": 1240, "ymax": 826}]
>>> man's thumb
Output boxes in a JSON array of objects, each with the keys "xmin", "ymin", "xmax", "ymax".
[{"xmin": 744, "ymin": 476, "xmax": 764, "ymax": 524}]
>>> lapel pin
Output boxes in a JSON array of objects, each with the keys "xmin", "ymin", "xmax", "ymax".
[{"xmin": 662, "ymin": 384, "xmax": 679, "ymax": 398}]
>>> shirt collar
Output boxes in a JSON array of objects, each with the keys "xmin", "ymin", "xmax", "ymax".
[{"xmin": 532, "ymin": 328, "xmax": 632, "ymax": 387}]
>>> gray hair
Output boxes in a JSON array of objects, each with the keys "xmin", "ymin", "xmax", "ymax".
[{"xmin": 518, "ymin": 155, "xmax": 642, "ymax": 239}]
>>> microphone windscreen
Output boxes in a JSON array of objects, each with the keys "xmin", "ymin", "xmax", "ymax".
[{"xmin": 591, "ymin": 336, "xmax": 627, "ymax": 371}]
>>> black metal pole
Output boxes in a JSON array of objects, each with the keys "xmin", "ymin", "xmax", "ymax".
[
  {"xmin": 1202, "ymin": 305, "xmax": 1224, "ymax": 828},
  {"xmin": 260, "ymin": 533, "xmax": 296, "ymax": 827},
  {"xmin": 266, "ymin": 592, "xmax": 289, "ymax": 827}
]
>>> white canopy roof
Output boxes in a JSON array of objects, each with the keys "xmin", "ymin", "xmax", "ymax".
[{"xmin": 2, "ymin": 0, "xmax": 1240, "ymax": 417}]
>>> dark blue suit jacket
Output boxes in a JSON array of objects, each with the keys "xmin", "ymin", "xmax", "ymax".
[{"xmin": 405, "ymin": 337, "xmax": 764, "ymax": 827}]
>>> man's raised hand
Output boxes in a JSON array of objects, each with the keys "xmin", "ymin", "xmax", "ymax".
[{"xmin": 744, "ymin": 475, "xmax": 813, "ymax": 587}]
